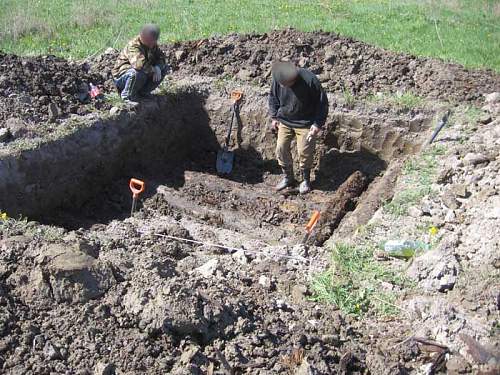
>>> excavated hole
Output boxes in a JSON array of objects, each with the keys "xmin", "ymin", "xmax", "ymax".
[{"xmin": 0, "ymin": 86, "xmax": 431, "ymax": 242}]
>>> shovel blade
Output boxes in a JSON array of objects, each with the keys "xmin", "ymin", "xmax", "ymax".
[{"xmin": 216, "ymin": 149, "xmax": 234, "ymax": 174}]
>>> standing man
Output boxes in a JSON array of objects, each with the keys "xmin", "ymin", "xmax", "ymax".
[
  {"xmin": 112, "ymin": 24, "xmax": 169, "ymax": 104},
  {"xmin": 269, "ymin": 61, "xmax": 329, "ymax": 194}
]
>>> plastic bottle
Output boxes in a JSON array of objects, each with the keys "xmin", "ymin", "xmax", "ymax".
[{"xmin": 383, "ymin": 240, "xmax": 430, "ymax": 259}]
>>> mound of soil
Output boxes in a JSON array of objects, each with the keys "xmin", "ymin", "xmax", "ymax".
[
  {"xmin": 1, "ymin": 29, "xmax": 499, "ymax": 130},
  {"xmin": 0, "ymin": 53, "xmax": 109, "ymax": 125},
  {"xmin": 160, "ymin": 29, "xmax": 500, "ymax": 103}
]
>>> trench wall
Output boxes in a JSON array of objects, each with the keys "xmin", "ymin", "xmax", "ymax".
[
  {"xmin": 0, "ymin": 84, "xmax": 432, "ymax": 220},
  {"xmin": 0, "ymin": 91, "xmax": 211, "ymax": 218}
]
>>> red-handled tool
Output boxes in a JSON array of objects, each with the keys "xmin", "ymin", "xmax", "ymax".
[
  {"xmin": 129, "ymin": 178, "xmax": 145, "ymax": 216},
  {"xmin": 302, "ymin": 210, "xmax": 321, "ymax": 244}
]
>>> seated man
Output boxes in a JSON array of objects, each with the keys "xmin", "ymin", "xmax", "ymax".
[
  {"xmin": 269, "ymin": 61, "xmax": 329, "ymax": 194},
  {"xmin": 112, "ymin": 24, "xmax": 169, "ymax": 104}
]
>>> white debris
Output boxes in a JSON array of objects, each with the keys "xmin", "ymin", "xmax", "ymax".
[
  {"xmin": 258, "ymin": 275, "xmax": 271, "ymax": 289},
  {"xmin": 195, "ymin": 259, "xmax": 219, "ymax": 277}
]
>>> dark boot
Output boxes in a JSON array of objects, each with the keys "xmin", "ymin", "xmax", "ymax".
[
  {"xmin": 299, "ymin": 169, "xmax": 311, "ymax": 194},
  {"xmin": 275, "ymin": 167, "xmax": 295, "ymax": 191}
]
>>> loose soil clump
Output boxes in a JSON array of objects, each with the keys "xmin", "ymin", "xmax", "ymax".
[{"xmin": 0, "ymin": 53, "xmax": 109, "ymax": 126}]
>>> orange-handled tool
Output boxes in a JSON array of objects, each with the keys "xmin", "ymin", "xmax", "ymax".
[
  {"xmin": 129, "ymin": 178, "xmax": 145, "ymax": 216},
  {"xmin": 302, "ymin": 210, "xmax": 321, "ymax": 244},
  {"xmin": 231, "ymin": 90, "xmax": 243, "ymax": 103}
]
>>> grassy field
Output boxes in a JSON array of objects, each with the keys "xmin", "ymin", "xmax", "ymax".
[{"xmin": 0, "ymin": 0, "xmax": 499, "ymax": 71}]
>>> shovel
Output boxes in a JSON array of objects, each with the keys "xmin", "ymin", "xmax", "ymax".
[
  {"xmin": 129, "ymin": 178, "xmax": 145, "ymax": 216},
  {"xmin": 302, "ymin": 210, "xmax": 321, "ymax": 245},
  {"xmin": 216, "ymin": 90, "xmax": 243, "ymax": 174}
]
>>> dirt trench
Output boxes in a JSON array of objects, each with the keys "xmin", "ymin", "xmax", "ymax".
[
  {"xmin": 0, "ymin": 76, "xmax": 437, "ymax": 374},
  {"xmin": 0, "ymin": 78, "xmax": 431, "ymax": 240},
  {"xmin": 1, "ymin": 27, "xmax": 500, "ymax": 375}
]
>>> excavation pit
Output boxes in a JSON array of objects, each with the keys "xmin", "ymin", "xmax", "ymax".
[
  {"xmin": 4, "ymin": 27, "xmax": 495, "ymax": 373},
  {"xmin": 0, "ymin": 81, "xmax": 432, "ymax": 244},
  {"xmin": 0, "ymin": 80, "xmax": 435, "ymax": 372}
]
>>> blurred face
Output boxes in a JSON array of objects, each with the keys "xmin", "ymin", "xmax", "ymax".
[{"xmin": 140, "ymin": 32, "xmax": 158, "ymax": 49}]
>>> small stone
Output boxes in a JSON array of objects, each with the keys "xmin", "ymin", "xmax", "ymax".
[
  {"xmin": 441, "ymin": 190, "xmax": 461, "ymax": 210},
  {"xmin": 446, "ymin": 354, "xmax": 470, "ymax": 374},
  {"xmin": 429, "ymin": 216, "xmax": 444, "ymax": 227},
  {"xmin": 408, "ymin": 206, "xmax": 423, "ymax": 218},
  {"xmin": 291, "ymin": 284, "xmax": 308, "ymax": 303},
  {"xmin": 463, "ymin": 152, "xmax": 489, "ymax": 166},
  {"xmin": 484, "ymin": 92, "xmax": 500, "ymax": 104},
  {"xmin": 430, "ymin": 261, "xmax": 458, "ymax": 292},
  {"xmin": 430, "ymin": 208, "xmax": 443, "ymax": 218},
  {"xmin": 109, "ymin": 107, "xmax": 120, "ymax": 116},
  {"xmin": 444, "ymin": 210, "xmax": 456, "ymax": 223},
  {"xmin": 276, "ymin": 299, "xmax": 286, "ymax": 309},
  {"xmin": 32, "ymin": 334, "xmax": 45, "ymax": 351},
  {"xmin": 451, "ymin": 184, "xmax": 469, "ymax": 198},
  {"xmin": 195, "ymin": 259, "xmax": 219, "ymax": 277},
  {"xmin": 420, "ymin": 198, "xmax": 433, "ymax": 215},
  {"xmin": 318, "ymin": 72, "xmax": 330, "ymax": 83},
  {"xmin": 439, "ymin": 274, "xmax": 457, "ymax": 292},
  {"xmin": 437, "ymin": 167, "xmax": 454, "ymax": 184},
  {"xmin": 258, "ymin": 275, "xmax": 271, "ymax": 289},
  {"xmin": 486, "ymin": 206, "xmax": 500, "ymax": 219},
  {"xmin": 476, "ymin": 187, "xmax": 496, "ymax": 201},
  {"xmin": 236, "ymin": 69, "xmax": 253, "ymax": 81},
  {"xmin": 94, "ymin": 362, "xmax": 115, "ymax": 375},
  {"xmin": 5, "ymin": 118, "xmax": 27, "ymax": 138},
  {"xmin": 324, "ymin": 46, "xmax": 336, "ymax": 64},
  {"xmin": 43, "ymin": 341, "xmax": 61, "ymax": 360},
  {"xmin": 232, "ymin": 249, "xmax": 248, "ymax": 265},
  {"xmin": 479, "ymin": 115, "xmax": 492, "ymax": 125},
  {"xmin": 380, "ymin": 281, "xmax": 394, "ymax": 291},
  {"xmin": 0, "ymin": 128, "xmax": 10, "ymax": 142},
  {"xmin": 179, "ymin": 345, "xmax": 199, "ymax": 364},
  {"xmin": 296, "ymin": 359, "xmax": 314, "ymax": 375},
  {"xmin": 174, "ymin": 49, "xmax": 186, "ymax": 61},
  {"xmin": 298, "ymin": 56, "xmax": 308, "ymax": 67}
]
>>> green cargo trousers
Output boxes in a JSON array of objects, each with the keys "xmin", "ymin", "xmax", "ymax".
[{"xmin": 276, "ymin": 123, "xmax": 316, "ymax": 170}]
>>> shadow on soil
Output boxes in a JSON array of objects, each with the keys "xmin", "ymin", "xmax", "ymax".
[{"xmin": 35, "ymin": 91, "xmax": 386, "ymax": 230}]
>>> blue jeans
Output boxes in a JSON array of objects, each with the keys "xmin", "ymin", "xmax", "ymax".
[{"xmin": 114, "ymin": 65, "xmax": 169, "ymax": 100}]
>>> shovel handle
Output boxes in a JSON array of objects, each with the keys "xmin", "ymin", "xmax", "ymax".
[
  {"xmin": 129, "ymin": 178, "xmax": 145, "ymax": 198},
  {"xmin": 305, "ymin": 210, "xmax": 321, "ymax": 233},
  {"xmin": 231, "ymin": 90, "xmax": 243, "ymax": 103}
]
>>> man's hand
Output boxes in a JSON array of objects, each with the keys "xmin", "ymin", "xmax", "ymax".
[
  {"xmin": 307, "ymin": 124, "xmax": 320, "ymax": 142},
  {"xmin": 270, "ymin": 119, "xmax": 280, "ymax": 134},
  {"xmin": 152, "ymin": 65, "xmax": 162, "ymax": 82}
]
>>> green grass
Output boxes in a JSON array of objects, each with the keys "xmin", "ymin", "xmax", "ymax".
[
  {"xmin": 0, "ymin": 1, "xmax": 499, "ymax": 71},
  {"xmin": 368, "ymin": 91, "xmax": 425, "ymax": 111},
  {"xmin": 311, "ymin": 243, "xmax": 408, "ymax": 316},
  {"xmin": 342, "ymin": 86, "xmax": 356, "ymax": 108},
  {"xmin": 384, "ymin": 144, "xmax": 446, "ymax": 216},
  {"xmin": 463, "ymin": 105, "xmax": 485, "ymax": 123}
]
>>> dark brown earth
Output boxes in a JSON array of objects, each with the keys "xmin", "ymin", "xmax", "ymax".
[
  {"xmin": 2, "ymin": 28, "xmax": 500, "ymax": 129},
  {"xmin": 0, "ymin": 29, "xmax": 499, "ymax": 375},
  {"xmin": 0, "ymin": 53, "xmax": 109, "ymax": 126},
  {"xmin": 159, "ymin": 29, "xmax": 500, "ymax": 103}
]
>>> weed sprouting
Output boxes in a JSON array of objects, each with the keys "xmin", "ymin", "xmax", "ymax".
[
  {"xmin": 311, "ymin": 243, "xmax": 407, "ymax": 316},
  {"xmin": 384, "ymin": 145, "xmax": 446, "ymax": 216}
]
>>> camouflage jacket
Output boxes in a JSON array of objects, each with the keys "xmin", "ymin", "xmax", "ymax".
[{"xmin": 112, "ymin": 36, "xmax": 166, "ymax": 78}]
